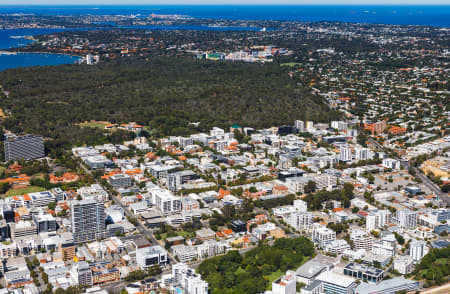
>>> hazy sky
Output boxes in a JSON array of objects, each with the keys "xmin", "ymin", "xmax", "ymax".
[{"xmin": 0, "ymin": 0, "xmax": 449, "ymax": 5}]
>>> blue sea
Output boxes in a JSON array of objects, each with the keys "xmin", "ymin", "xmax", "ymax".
[
  {"xmin": 1, "ymin": 5, "xmax": 449, "ymax": 26},
  {"xmin": 0, "ymin": 5, "xmax": 449, "ymax": 71}
]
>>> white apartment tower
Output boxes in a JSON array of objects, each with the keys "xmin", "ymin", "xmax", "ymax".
[
  {"xmin": 287, "ymin": 211, "xmax": 313, "ymax": 231},
  {"xmin": 312, "ymin": 226, "xmax": 336, "ymax": 248},
  {"xmin": 396, "ymin": 209, "xmax": 417, "ymax": 229},
  {"xmin": 410, "ymin": 239, "xmax": 427, "ymax": 263},
  {"xmin": 340, "ymin": 146, "xmax": 352, "ymax": 162},
  {"xmin": 351, "ymin": 229, "xmax": 373, "ymax": 251},
  {"xmin": 295, "ymin": 120, "xmax": 305, "ymax": 132}
]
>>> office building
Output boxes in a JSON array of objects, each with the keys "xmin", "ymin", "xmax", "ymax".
[
  {"xmin": 168, "ymin": 170, "xmax": 199, "ymax": 192},
  {"xmin": 172, "ymin": 263, "xmax": 208, "ymax": 294},
  {"xmin": 152, "ymin": 189, "xmax": 182, "ymax": 215},
  {"xmin": 230, "ymin": 220, "xmax": 247, "ymax": 233},
  {"xmin": 136, "ymin": 245, "xmax": 168, "ymax": 268},
  {"xmin": 71, "ymin": 199, "xmax": 106, "ymax": 243},
  {"xmin": 295, "ymin": 260, "xmax": 328, "ymax": 286},
  {"xmin": 343, "ymin": 263, "xmax": 384, "ymax": 284},
  {"xmin": 354, "ymin": 277, "xmax": 419, "ymax": 294},
  {"xmin": 33, "ymin": 213, "xmax": 57, "ymax": 233},
  {"xmin": 431, "ymin": 209, "xmax": 450, "ymax": 222},
  {"xmin": 4, "ymin": 134, "xmax": 45, "ymax": 162},
  {"xmin": 9, "ymin": 221, "xmax": 37, "ymax": 241},
  {"xmin": 108, "ymin": 174, "xmax": 132, "ymax": 188},
  {"xmin": 28, "ymin": 191, "xmax": 56, "ymax": 208},
  {"xmin": 316, "ymin": 271, "xmax": 357, "ymax": 294}
]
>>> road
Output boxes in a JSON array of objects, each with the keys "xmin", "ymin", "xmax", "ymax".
[
  {"xmin": 421, "ymin": 283, "xmax": 450, "ymax": 294},
  {"xmin": 368, "ymin": 137, "xmax": 449, "ymax": 205},
  {"xmin": 77, "ymin": 160, "xmax": 178, "ymax": 264}
]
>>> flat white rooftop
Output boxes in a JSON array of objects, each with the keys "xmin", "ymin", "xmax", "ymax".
[{"xmin": 316, "ymin": 271, "xmax": 356, "ymax": 288}]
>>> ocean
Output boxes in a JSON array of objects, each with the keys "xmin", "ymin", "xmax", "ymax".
[
  {"xmin": 0, "ymin": 5, "xmax": 449, "ymax": 71},
  {"xmin": 1, "ymin": 5, "xmax": 449, "ymax": 27}
]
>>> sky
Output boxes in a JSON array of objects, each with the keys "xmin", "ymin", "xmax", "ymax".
[{"xmin": 0, "ymin": 0, "xmax": 449, "ymax": 5}]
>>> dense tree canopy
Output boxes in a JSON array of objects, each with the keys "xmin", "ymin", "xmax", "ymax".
[
  {"xmin": 0, "ymin": 57, "xmax": 339, "ymax": 147},
  {"xmin": 197, "ymin": 237, "xmax": 315, "ymax": 294}
]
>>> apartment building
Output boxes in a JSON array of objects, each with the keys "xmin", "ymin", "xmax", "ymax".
[
  {"xmin": 312, "ymin": 226, "xmax": 336, "ymax": 248},
  {"xmin": 395, "ymin": 209, "xmax": 417, "ymax": 229},
  {"xmin": 172, "ymin": 263, "xmax": 208, "ymax": 294},
  {"xmin": 71, "ymin": 199, "xmax": 106, "ymax": 243},
  {"xmin": 287, "ymin": 211, "xmax": 313, "ymax": 231},
  {"xmin": 351, "ymin": 230, "xmax": 373, "ymax": 251}
]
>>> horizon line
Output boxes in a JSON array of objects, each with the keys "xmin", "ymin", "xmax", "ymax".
[{"xmin": 1, "ymin": 4, "xmax": 450, "ymax": 6}]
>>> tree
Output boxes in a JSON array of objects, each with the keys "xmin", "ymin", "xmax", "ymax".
[
  {"xmin": 304, "ymin": 180, "xmax": 316, "ymax": 194},
  {"xmin": 48, "ymin": 202, "xmax": 57, "ymax": 210}
]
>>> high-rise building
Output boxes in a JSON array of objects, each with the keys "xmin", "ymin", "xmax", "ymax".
[
  {"xmin": 295, "ymin": 120, "xmax": 304, "ymax": 133},
  {"xmin": 366, "ymin": 213, "xmax": 377, "ymax": 231},
  {"xmin": 382, "ymin": 158, "xmax": 401, "ymax": 170},
  {"xmin": 355, "ymin": 147, "xmax": 369, "ymax": 161},
  {"xmin": 340, "ymin": 146, "xmax": 352, "ymax": 162},
  {"xmin": 395, "ymin": 209, "xmax": 417, "ymax": 229},
  {"xmin": 71, "ymin": 199, "xmax": 106, "ymax": 243},
  {"xmin": 86, "ymin": 54, "xmax": 94, "ymax": 65},
  {"xmin": 288, "ymin": 211, "xmax": 313, "ymax": 231},
  {"xmin": 4, "ymin": 134, "xmax": 45, "ymax": 162},
  {"xmin": 410, "ymin": 239, "xmax": 427, "ymax": 263},
  {"xmin": 306, "ymin": 121, "xmax": 314, "ymax": 131}
]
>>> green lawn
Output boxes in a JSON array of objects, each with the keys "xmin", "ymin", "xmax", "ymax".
[
  {"xmin": 6, "ymin": 186, "xmax": 46, "ymax": 196},
  {"xmin": 80, "ymin": 121, "xmax": 108, "ymax": 129},
  {"xmin": 161, "ymin": 230, "xmax": 194, "ymax": 240},
  {"xmin": 281, "ymin": 62, "xmax": 302, "ymax": 67},
  {"xmin": 265, "ymin": 270, "xmax": 283, "ymax": 289}
]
